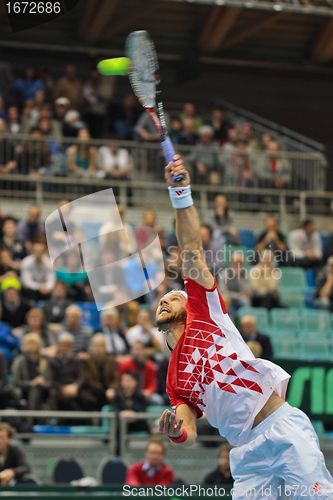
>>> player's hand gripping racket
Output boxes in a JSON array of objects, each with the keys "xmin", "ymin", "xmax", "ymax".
[{"xmin": 125, "ymin": 30, "xmax": 184, "ymax": 182}]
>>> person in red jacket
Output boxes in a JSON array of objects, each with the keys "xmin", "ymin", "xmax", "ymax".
[
  {"xmin": 119, "ymin": 341, "xmax": 162, "ymax": 404},
  {"xmin": 125, "ymin": 439, "xmax": 174, "ymax": 486}
]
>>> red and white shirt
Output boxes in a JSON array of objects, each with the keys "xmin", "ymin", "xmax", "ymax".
[{"xmin": 166, "ymin": 278, "xmax": 290, "ymax": 446}]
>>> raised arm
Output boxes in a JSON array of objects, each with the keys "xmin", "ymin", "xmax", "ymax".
[{"xmin": 165, "ymin": 154, "xmax": 214, "ymax": 289}]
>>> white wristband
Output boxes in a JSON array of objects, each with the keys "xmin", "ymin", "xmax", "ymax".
[{"xmin": 168, "ymin": 185, "xmax": 193, "ymax": 209}]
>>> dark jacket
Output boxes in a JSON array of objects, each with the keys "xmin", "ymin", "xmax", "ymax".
[
  {"xmin": 49, "ymin": 355, "xmax": 82, "ymax": 388},
  {"xmin": 241, "ymin": 331, "xmax": 273, "ymax": 361},
  {"xmin": 0, "ymin": 444, "xmax": 31, "ymax": 479},
  {"xmin": 81, "ymin": 355, "xmax": 119, "ymax": 392},
  {"xmin": 203, "ymin": 467, "xmax": 233, "ymax": 485}
]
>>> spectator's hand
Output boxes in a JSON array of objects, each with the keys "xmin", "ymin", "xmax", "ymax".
[
  {"xmin": 32, "ymin": 376, "xmax": 46, "ymax": 386},
  {"xmin": 61, "ymin": 384, "xmax": 78, "ymax": 398},
  {"xmin": 39, "ymin": 285, "xmax": 50, "ymax": 295},
  {"xmin": 106, "ymin": 388, "xmax": 115, "ymax": 401},
  {"xmin": 0, "ymin": 469, "xmax": 15, "ymax": 485},
  {"xmin": 159, "ymin": 410, "xmax": 183, "ymax": 438},
  {"xmin": 77, "ymin": 352, "xmax": 90, "ymax": 361}
]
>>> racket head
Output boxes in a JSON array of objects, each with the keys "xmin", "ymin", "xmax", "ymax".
[{"xmin": 125, "ymin": 30, "xmax": 158, "ymax": 110}]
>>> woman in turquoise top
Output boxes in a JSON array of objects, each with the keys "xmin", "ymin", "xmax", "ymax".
[{"xmin": 67, "ymin": 127, "xmax": 97, "ymax": 176}]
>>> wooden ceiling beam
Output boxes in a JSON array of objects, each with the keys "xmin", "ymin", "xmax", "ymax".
[
  {"xmin": 223, "ymin": 12, "xmax": 286, "ymax": 50},
  {"xmin": 199, "ymin": 7, "xmax": 241, "ymax": 51},
  {"xmin": 312, "ymin": 17, "xmax": 333, "ymax": 62}
]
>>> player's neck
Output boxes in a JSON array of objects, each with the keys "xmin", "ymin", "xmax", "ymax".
[{"xmin": 163, "ymin": 321, "xmax": 185, "ymax": 350}]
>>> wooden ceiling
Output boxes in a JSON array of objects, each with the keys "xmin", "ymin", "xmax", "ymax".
[{"xmin": 0, "ymin": 0, "xmax": 333, "ymax": 67}]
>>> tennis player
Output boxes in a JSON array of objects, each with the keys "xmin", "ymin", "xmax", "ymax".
[{"xmin": 157, "ymin": 154, "xmax": 333, "ymax": 499}]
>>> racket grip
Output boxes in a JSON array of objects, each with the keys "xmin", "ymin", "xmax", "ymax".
[{"xmin": 161, "ymin": 138, "xmax": 184, "ymax": 183}]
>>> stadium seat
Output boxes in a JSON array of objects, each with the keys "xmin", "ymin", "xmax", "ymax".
[
  {"xmin": 302, "ymin": 309, "xmax": 331, "ymax": 334},
  {"xmin": 271, "ymin": 308, "xmax": 301, "ymax": 331},
  {"xmin": 53, "ymin": 458, "xmax": 84, "ymax": 484},
  {"xmin": 238, "ymin": 229, "xmax": 256, "ymax": 250},
  {"xmin": 280, "ymin": 267, "xmax": 307, "ymax": 290},
  {"xmin": 299, "ymin": 339, "xmax": 332, "ymax": 362},
  {"xmin": 279, "ymin": 287, "xmax": 305, "ymax": 308},
  {"xmin": 271, "ymin": 338, "xmax": 300, "ymax": 359},
  {"xmin": 237, "ymin": 307, "xmax": 270, "ymax": 331},
  {"xmin": 98, "ymin": 457, "xmax": 127, "ymax": 486}
]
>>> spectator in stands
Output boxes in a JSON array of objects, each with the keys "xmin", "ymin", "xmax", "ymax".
[
  {"xmin": 136, "ymin": 210, "xmax": 163, "ymax": 249},
  {"xmin": 190, "ymin": 125, "xmax": 221, "ymax": 185},
  {"xmin": 43, "ymin": 280, "xmax": 70, "ymax": 324},
  {"xmin": 1, "ymin": 217, "xmax": 26, "ymax": 263},
  {"xmin": 218, "ymin": 251, "xmax": 251, "ymax": 310},
  {"xmin": 127, "ymin": 309, "xmax": 163, "ymax": 356},
  {"xmin": 83, "ymin": 69, "xmax": 114, "ymax": 138},
  {"xmin": 240, "ymin": 315, "xmax": 273, "ymax": 361},
  {"xmin": 249, "ymin": 250, "xmax": 281, "ymax": 309},
  {"xmin": 45, "ymin": 199, "xmax": 76, "ymax": 257},
  {"xmin": 126, "ymin": 439, "xmax": 174, "ymax": 486},
  {"xmin": 0, "ymin": 277, "xmax": 31, "ymax": 328},
  {"xmin": 12, "ymin": 333, "xmax": 50, "ymax": 411},
  {"xmin": 67, "ymin": 127, "xmax": 97, "ymax": 176},
  {"xmin": 227, "ymin": 139, "xmax": 254, "ymax": 188},
  {"xmin": 315, "ymin": 256, "xmax": 333, "ymax": 311},
  {"xmin": 7, "ymin": 106, "xmax": 21, "ymax": 135},
  {"xmin": 179, "ymin": 102, "xmax": 202, "ymax": 133},
  {"xmin": 109, "ymin": 94, "xmax": 141, "ymax": 141},
  {"xmin": 62, "ymin": 110, "xmax": 85, "ymax": 138},
  {"xmin": 55, "ymin": 249, "xmax": 87, "ymax": 288},
  {"xmin": 211, "ymin": 194, "xmax": 239, "ymax": 246},
  {"xmin": 16, "ymin": 206, "xmax": 44, "ymax": 252},
  {"xmin": 120, "ymin": 341, "xmax": 160, "ymax": 404},
  {"xmin": 0, "ymin": 351, "xmax": 21, "ymax": 409},
  {"xmin": 208, "ymin": 107, "xmax": 232, "ymax": 143},
  {"xmin": 58, "ymin": 305, "xmax": 92, "ymax": 355},
  {"xmin": 53, "ymin": 96, "xmax": 70, "ymax": 131},
  {"xmin": 80, "ymin": 334, "xmax": 119, "ymax": 409},
  {"xmin": 97, "ymin": 139, "xmax": 133, "ymax": 181},
  {"xmin": 255, "ymin": 215, "xmax": 288, "ymax": 265},
  {"xmin": 178, "ymin": 117, "xmax": 198, "ymax": 146},
  {"xmin": 17, "ymin": 127, "xmax": 52, "ymax": 176},
  {"xmin": 18, "ymin": 308, "xmax": 56, "ymax": 354},
  {"xmin": 0, "ymin": 119, "xmax": 17, "ymax": 174},
  {"xmin": 134, "ymin": 111, "xmax": 160, "ymax": 142},
  {"xmin": 99, "ymin": 308, "xmax": 130, "ymax": 358},
  {"xmin": 99, "ymin": 205, "xmax": 137, "ymax": 256},
  {"xmin": 288, "ymin": 219, "xmax": 323, "ymax": 269},
  {"xmin": 0, "ymin": 423, "xmax": 31, "ymax": 485},
  {"xmin": 221, "ymin": 126, "xmax": 239, "ymax": 157},
  {"xmin": 111, "ymin": 371, "xmax": 148, "ymax": 434},
  {"xmin": 202, "ymin": 443, "xmax": 233, "ymax": 485},
  {"xmin": 21, "ymin": 240, "xmax": 55, "ymax": 301},
  {"xmin": 0, "ymin": 304, "xmax": 20, "ymax": 364},
  {"xmin": 49, "ymin": 332, "xmax": 93, "ymax": 411},
  {"xmin": 200, "ymin": 224, "xmax": 225, "ymax": 274},
  {"xmin": 53, "ymin": 64, "xmax": 82, "ymax": 109},
  {"xmin": 169, "ymin": 116, "xmax": 183, "ymax": 145},
  {"xmin": 257, "ymin": 139, "xmax": 290, "ymax": 189},
  {"xmin": 13, "ymin": 66, "xmax": 44, "ymax": 102},
  {"xmin": 0, "ymin": 248, "xmax": 19, "ymax": 276}
]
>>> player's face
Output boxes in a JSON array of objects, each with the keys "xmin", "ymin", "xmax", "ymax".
[{"xmin": 156, "ymin": 292, "xmax": 186, "ymax": 326}]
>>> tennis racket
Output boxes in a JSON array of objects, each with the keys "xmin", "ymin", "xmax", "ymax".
[{"xmin": 125, "ymin": 30, "xmax": 184, "ymax": 182}]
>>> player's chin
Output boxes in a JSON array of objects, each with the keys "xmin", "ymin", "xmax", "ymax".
[{"xmin": 156, "ymin": 311, "xmax": 172, "ymax": 326}]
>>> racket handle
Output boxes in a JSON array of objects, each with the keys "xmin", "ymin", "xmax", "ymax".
[{"xmin": 161, "ymin": 138, "xmax": 184, "ymax": 183}]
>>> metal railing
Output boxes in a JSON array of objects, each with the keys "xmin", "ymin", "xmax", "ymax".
[
  {"xmin": 0, "ymin": 133, "xmax": 327, "ymax": 191},
  {"xmin": 0, "ymin": 172, "xmax": 332, "ymax": 221}
]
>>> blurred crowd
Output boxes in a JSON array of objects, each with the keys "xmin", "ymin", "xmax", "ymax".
[
  {"xmin": 0, "ymin": 64, "xmax": 293, "ymax": 188},
  {"xmin": 0, "ymin": 196, "xmax": 332, "ymax": 427}
]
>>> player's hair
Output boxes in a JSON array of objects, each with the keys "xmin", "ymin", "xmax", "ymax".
[
  {"xmin": 146, "ymin": 438, "xmax": 166, "ymax": 455},
  {"xmin": 0, "ymin": 423, "xmax": 15, "ymax": 438},
  {"xmin": 164, "ymin": 290, "xmax": 188, "ymax": 301}
]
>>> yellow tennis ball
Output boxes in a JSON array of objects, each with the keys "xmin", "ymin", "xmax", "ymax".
[{"xmin": 97, "ymin": 57, "xmax": 129, "ymax": 76}]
